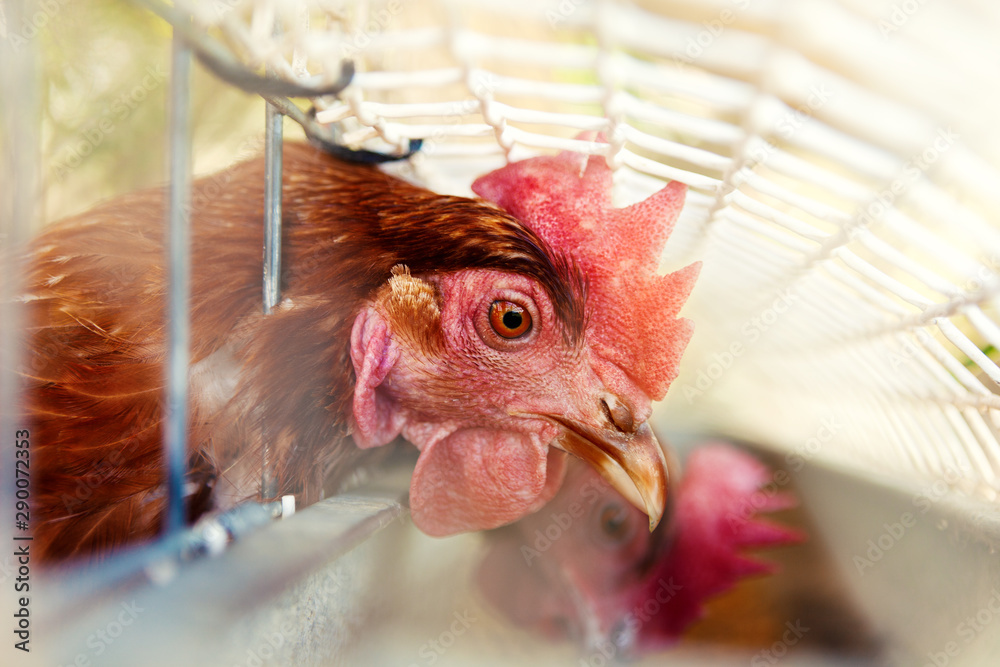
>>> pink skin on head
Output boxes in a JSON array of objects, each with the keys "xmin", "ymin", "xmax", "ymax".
[
  {"xmin": 351, "ymin": 269, "xmax": 619, "ymax": 535},
  {"xmin": 350, "ymin": 146, "xmax": 698, "ymax": 536},
  {"xmin": 472, "ymin": 148, "xmax": 700, "ymax": 400},
  {"xmin": 350, "ymin": 308, "xmax": 404, "ymax": 448}
]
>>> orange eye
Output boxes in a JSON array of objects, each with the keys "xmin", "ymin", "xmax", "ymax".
[{"xmin": 489, "ymin": 300, "xmax": 532, "ymax": 339}]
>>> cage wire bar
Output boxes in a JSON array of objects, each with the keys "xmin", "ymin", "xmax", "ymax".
[
  {"xmin": 163, "ymin": 5, "xmax": 297, "ymax": 540},
  {"xmin": 161, "ymin": 3, "xmax": 293, "ymax": 528},
  {"xmin": 1, "ymin": 0, "xmax": 41, "ymax": 634},
  {"xmin": 261, "ymin": 94, "xmax": 285, "ymax": 501},
  {"xmin": 163, "ymin": 24, "xmax": 194, "ymax": 538}
]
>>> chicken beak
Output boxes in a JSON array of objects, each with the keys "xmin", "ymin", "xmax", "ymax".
[{"xmin": 550, "ymin": 416, "xmax": 668, "ymax": 531}]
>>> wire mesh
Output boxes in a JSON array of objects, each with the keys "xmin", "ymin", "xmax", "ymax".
[{"xmin": 161, "ymin": 0, "xmax": 1000, "ymax": 503}]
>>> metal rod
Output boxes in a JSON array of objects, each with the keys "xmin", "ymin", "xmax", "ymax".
[
  {"xmin": 163, "ymin": 31, "xmax": 193, "ymax": 536},
  {"xmin": 41, "ymin": 497, "xmax": 294, "ymax": 630},
  {"xmin": 263, "ymin": 105, "xmax": 283, "ymax": 316},
  {"xmin": 0, "ymin": 0, "xmax": 40, "ymax": 574},
  {"xmin": 260, "ymin": 101, "xmax": 283, "ymax": 500},
  {"xmin": 261, "ymin": 93, "xmax": 421, "ymax": 164}
]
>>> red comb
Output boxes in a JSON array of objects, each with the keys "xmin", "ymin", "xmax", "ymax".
[{"xmin": 472, "ymin": 145, "xmax": 700, "ymax": 400}]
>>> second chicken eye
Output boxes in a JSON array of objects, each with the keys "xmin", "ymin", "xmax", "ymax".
[
  {"xmin": 598, "ymin": 503, "xmax": 632, "ymax": 543},
  {"xmin": 489, "ymin": 300, "xmax": 532, "ymax": 338}
]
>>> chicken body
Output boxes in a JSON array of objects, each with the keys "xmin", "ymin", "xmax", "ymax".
[{"xmin": 19, "ymin": 142, "xmax": 696, "ymax": 562}]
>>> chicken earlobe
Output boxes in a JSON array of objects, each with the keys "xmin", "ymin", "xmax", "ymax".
[
  {"xmin": 349, "ymin": 307, "xmax": 403, "ymax": 448},
  {"xmin": 350, "ymin": 266, "xmax": 441, "ymax": 448}
]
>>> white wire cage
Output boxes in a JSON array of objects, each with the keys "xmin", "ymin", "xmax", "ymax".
[
  {"xmin": 174, "ymin": 0, "xmax": 1000, "ymax": 493},
  {"xmin": 3, "ymin": 0, "xmax": 1000, "ymax": 665}
]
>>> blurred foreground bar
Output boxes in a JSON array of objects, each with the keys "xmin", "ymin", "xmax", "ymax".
[{"xmin": 37, "ymin": 459, "xmax": 410, "ymax": 667}]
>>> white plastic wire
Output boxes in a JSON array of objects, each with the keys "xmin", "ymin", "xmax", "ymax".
[{"xmin": 176, "ymin": 0, "xmax": 1000, "ymax": 503}]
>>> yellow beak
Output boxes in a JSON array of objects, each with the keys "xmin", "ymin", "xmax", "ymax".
[{"xmin": 550, "ymin": 416, "xmax": 669, "ymax": 531}]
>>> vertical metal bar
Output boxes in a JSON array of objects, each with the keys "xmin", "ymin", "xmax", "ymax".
[
  {"xmin": 0, "ymin": 3, "xmax": 40, "ymax": 413},
  {"xmin": 1, "ymin": 0, "xmax": 40, "ymax": 607},
  {"xmin": 163, "ymin": 31, "xmax": 193, "ymax": 536},
  {"xmin": 260, "ymin": 101, "xmax": 283, "ymax": 501},
  {"xmin": 263, "ymin": 105, "xmax": 283, "ymax": 316}
]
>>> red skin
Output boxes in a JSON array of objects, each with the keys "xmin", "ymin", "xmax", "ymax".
[
  {"xmin": 351, "ymin": 268, "xmax": 658, "ymax": 535},
  {"xmin": 351, "ymin": 142, "xmax": 700, "ymax": 537},
  {"xmin": 471, "ymin": 144, "xmax": 700, "ymax": 401}
]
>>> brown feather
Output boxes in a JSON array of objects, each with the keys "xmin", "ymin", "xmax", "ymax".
[{"xmin": 20, "ymin": 142, "xmax": 584, "ymax": 563}]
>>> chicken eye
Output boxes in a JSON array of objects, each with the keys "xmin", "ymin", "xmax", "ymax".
[
  {"xmin": 489, "ymin": 300, "xmax": 532, "ymax": 338},
  {"xmin": 598, "ymin": 503, "xmax": 632, "ymax": 544}
]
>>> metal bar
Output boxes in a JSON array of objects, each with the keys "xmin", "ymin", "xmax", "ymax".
[
  {"xmin": 38, "ymin": 498, "xmax": 293, "ymax": 631},
  {"xmin": 260, "ymin": 101, "xmax": 283, "ymax": 500},
  {"xmin": 0, "ymin": 1, "xmax": 40, "ymax": 615},
  {"xmin": 41, "ymin": 460, "xmax": 410, "ymax": 666},
  {"xmin": 262, "ymin": 105, "xmax": 283, "ymax": 316},
  {"xmin": 163, "ymin": 30, "xmax": 193, "ymax": 536},
  {"xmin": 0, "ymin": 3, "xmax": 39, "ymax": 417},
  {"xmin": 262, "ymin": 93, "xmax": 421, "ymax": 164}
]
